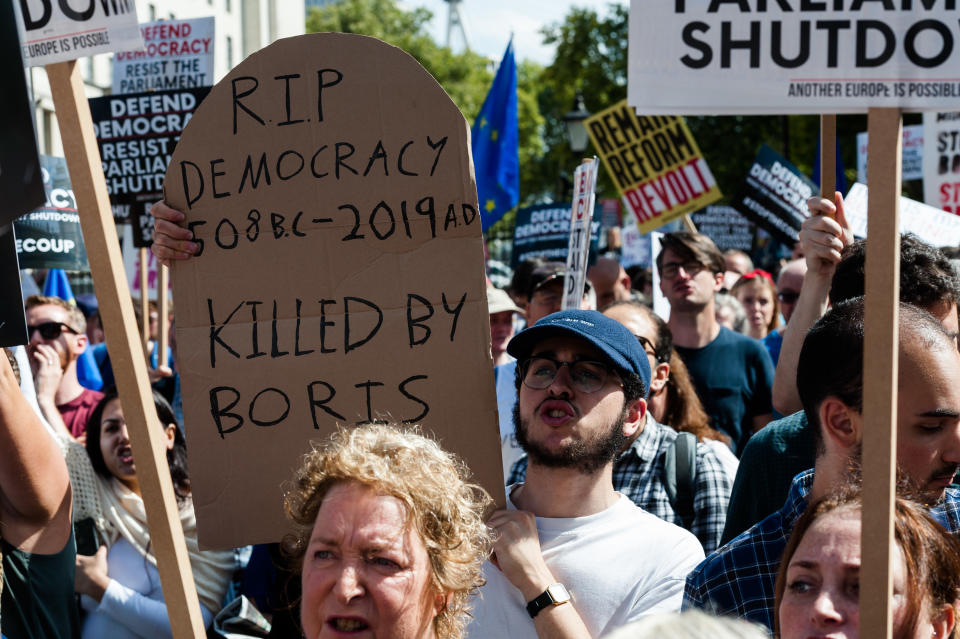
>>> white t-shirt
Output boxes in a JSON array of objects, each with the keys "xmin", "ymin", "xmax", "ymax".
[{"xmin": 466, "ymin": 491, "xmax": 704, "ymax": 639}]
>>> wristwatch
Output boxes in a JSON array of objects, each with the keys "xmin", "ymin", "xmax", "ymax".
[{"xmin": 526, "ymin": 582, "xmax": 571, "ymax": 618}]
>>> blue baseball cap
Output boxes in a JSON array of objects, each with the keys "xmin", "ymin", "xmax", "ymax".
[{"xmin": 506, "ymin": 309, "xmax": 651, "ymax": 393}]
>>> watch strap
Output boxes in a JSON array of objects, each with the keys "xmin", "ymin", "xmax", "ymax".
[{"xmin": 526, "ymin": 583, "xmax": 570, "ymax": 618}]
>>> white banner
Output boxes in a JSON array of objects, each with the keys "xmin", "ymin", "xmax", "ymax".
[
  {"xmin": 923, "ymin": 111, "xmax": 960, "ymax": 215},
  {"xmin": 844, "ymin": 182, "xmax": 960, "ymax": 248},
  {"xmin": 16, "ymin": 0, "xmax": 141, "ymax": 66},
  {"xmin": 562, "ymin": 159, "xmax": 599, "ymax": 310},
  {"xmin": 629, "ymin": 2, "xmax": 960, "ymax": 114},
  {"xmin": 112, "ymin": 17, "xmax": 214, "ymax": 94},
  {"xmin": 856, "ymin": 125, "xmax": 924, "ymax": 183}
]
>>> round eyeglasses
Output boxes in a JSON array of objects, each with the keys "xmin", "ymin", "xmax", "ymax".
[{"xmin": 521, "ymin": 356, "xmax": 615, "ymax": 394}]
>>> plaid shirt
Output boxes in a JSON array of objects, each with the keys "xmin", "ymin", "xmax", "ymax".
[
  {"xmin": 683, "ymin": 470, "xmax": 960, "ymax": 632},
  {"xmin": 507, "ymin": 416, "xmax": 733, "ymax": 553}
]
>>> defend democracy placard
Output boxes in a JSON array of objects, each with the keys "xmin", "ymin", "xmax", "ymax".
[
  {"xmin": 511, "ymin": 204, "xmax": 600, "ymax": 268},
  {"xmin": 629, "ymin": 1, "xmax": 960, "ymax": 114},
  {"xmin": 113, "ymin": 17, "xmax": 214, "ymax": 94},
  {"xmin": 89, "ymin": 87, "xmax": 210, "ymax": 207},
  {"xmin": 16, "ymin": 0, "xmax": 142, "ymax": 66},
  {"xmin": 164, "ymin": 33, "xmax": 503, "ymax": 549},
  {"xmin": 585, "ymin": 101, "xmax": 722, "ymax": 233},
  {"xmin": 732, "ymin": 145, "xmax": 817, "ymax": 245}
]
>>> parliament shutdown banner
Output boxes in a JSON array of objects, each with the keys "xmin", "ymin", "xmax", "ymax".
[
  {"xmin": 629, "ymin": 3, "xmax": 960, "ymax": 114},
  {"xmin": 585, "ymin": 100, "xmax": 722, "ymax": 233},
  {"xmin": 732, "ymin": 145, "xmax": 817, "ymax": 246}
]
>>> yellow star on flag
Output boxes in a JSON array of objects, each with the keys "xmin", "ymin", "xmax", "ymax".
[
  {"xmin": 490, "ymin": 129, "xmax": 498, "ymax": 141},
  {"xmin": 480, "ymin": 117, "xmax": 488, "ymax": 129},
  {"xmin": 485, "ymin": 199, "xmax": 497, "ymax": 212}
]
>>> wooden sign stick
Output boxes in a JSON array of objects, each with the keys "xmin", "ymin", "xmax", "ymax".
[
  {"xmin": 681, "ymin": 215, "xmax": 698, "ymax": 233},
  {"xmin": 819, "ymin": 114, "xmax": 837, "ymax": 200},
  {"xmin": 859, "ymin": 106, "xmax": 901, "ymax": 639},
  {"xmin": 139, "ymin": 248, "xmax": 149, "ymax": 354},
  {"xmin": 158, "ymin": 264, "xmax": 169, "ymax": 368},
  {"xmin": 46, "ymin": 60, "xmax": 206, "ymax": 639}
]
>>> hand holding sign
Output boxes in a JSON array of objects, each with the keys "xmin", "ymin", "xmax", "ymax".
[
  {"xmin": 150, "ymin": 201, "xmax": 198, "ymax": 266},
  {"xmin": 800, "ymin": 192, "xmax": 853, "ymax": 281}
]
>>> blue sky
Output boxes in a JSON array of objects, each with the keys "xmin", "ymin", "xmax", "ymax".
[{"xmin": 400, "ymin": 0, "xmax": 627, "ymax": 65}]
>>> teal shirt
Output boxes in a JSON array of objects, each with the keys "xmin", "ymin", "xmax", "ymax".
[
  {"xmin": 1, "ymin": 530, "xmax": 81, "ymax": 639},
  {"xmin": 720, "ymin": 410, "xmax": 815, "ymax": 545}
]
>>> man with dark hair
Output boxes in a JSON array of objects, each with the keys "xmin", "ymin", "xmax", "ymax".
[
  {"xmin": 684, "ymin": 299, "xmax": 960, "ymax": 632},
  {"xmin": 656, "ymin": 232, "xmax": 774, "ymax": 455},
  {"xmin": 25, "ymin": 294, "xmax": 103, "ymax": 439},
  {"xmin": 722, "ymin": 195, "xmax": 960, "ymax": 543},
  {"xmin": 467, "ymin": 310, "xmax": 703, "ymax": 639},
  {"xmin": 496, "ymin": 263, "xmax": 594, "ymax": 479},
  {"xmin": 506, "ymin": 301, "xmax": 734, "ymax": 553}
]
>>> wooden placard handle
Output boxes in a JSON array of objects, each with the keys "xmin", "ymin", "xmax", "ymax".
[
  {"xmin": 820, "ymin": 114, "xmax": 837, "ymax": 219},
  {"xmin": 46, "ymin": 60, "xmax": 207, "ymax": 639},
  {"xmin": 139, "ymin": 248, "xmax": 149, "ymax": 355},
  {"xmin": 859, "ymin": 106, "xmax": 902, "ymax": 639},
  {"xmin": 158, "ymin": 264, "xmax": 168, "ymax": 369}
]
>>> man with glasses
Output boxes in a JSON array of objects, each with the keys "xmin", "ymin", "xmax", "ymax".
[
  {"xmin": 507, "ymin": 301, "xmax": 733, "ymax": 552},
  {"xmin": 496, "ymin": 263, "xmax": 594, "ymax": 483},
  {"xmin": 24, "ymin": 295, "xmax": 102, "ymax": 439},
  {"xmin": 656, "ymin": 232, "xmax": 774, "ymax": 456},
  {"xmin": 467, "ymin": 310, "xmax": 704, "ymax": 639}
]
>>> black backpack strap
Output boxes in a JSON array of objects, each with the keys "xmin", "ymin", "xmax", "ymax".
[{"xmin": 664, "ymin": 432, "xmax": 698, "ymax": 528}]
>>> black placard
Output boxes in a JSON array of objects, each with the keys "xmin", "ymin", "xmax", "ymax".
[
  {"xmin": 0, "ymin": 0, "xmax": 45, "ymax": 226},
  {"xmin": 732, "ymin": 145, "xmax": 817, "ymax": 246},
  {"xmin": 511, "ymin": 203, "xmax": 600, "ymax": 268},
  {"xmin": 88, "ymin": 87, "xmax": 211, "ymax": 207},
  {"xmin": 0, "ymin": 226, "xmax": 28, "ymax": 348},
  {"xmin": 14, "ymin": 156, "xmax": 90, "ymax": 270}
]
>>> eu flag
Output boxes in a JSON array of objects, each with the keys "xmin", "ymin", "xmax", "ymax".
[{"xmin": 472, "ymin": 40, "xmax": 519, "ymax": 232}]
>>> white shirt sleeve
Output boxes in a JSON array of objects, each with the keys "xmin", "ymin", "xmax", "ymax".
[{"xmin": 96, "ymin": 578, "xmax": 215, "ymax": 637}]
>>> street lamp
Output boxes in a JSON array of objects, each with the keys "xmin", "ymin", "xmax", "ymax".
[{"xmin": 564, "ymin": 90, "xmax": 591, "ymax": 153}]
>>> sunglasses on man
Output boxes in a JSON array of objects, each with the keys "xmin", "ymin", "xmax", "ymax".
[{"xmin": 28, "ymin": 322, "xmax": 78, "ymax": 340}]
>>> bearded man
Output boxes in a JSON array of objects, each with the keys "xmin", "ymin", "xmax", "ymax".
[{"xmin": 466, "ymin": 310, "xmax": 704, "ymax": 639}]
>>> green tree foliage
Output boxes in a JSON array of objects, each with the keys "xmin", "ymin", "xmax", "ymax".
[
  {"xmin": 306, "ymin": 0, "xmax": 544, "ymax": 211},
  {"xmin": 532, "ymin": 4, "xmax": 628, "ymax": 203}
]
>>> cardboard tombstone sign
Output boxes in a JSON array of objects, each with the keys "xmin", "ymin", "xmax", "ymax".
[{"xmin": 164, "ymin": 33, "xmax": 503, "ymax": 549}]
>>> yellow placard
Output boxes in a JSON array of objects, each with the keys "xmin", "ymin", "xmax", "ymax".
[{"xmin": 586, "ymin": 101, "xmax": 722, "ymax": 233}]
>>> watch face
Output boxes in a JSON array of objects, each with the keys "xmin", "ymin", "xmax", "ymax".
[{"xmin": 546, "ymin": 583, "xmax": 571, "ymax": 603}]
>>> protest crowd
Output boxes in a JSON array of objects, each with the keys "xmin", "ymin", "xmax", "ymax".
[
  {"xmin": 6, "ymin": 188, "xmax": 960, "ymax": 639},
  {"xmin": 8, "ymin": 2, "xmax": 960, "ymax": 638}
]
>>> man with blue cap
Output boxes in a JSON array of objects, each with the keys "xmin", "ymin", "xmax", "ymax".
[{"xmin": 466, "ymin": 310, "xmax": 704, "ymax": 639}]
